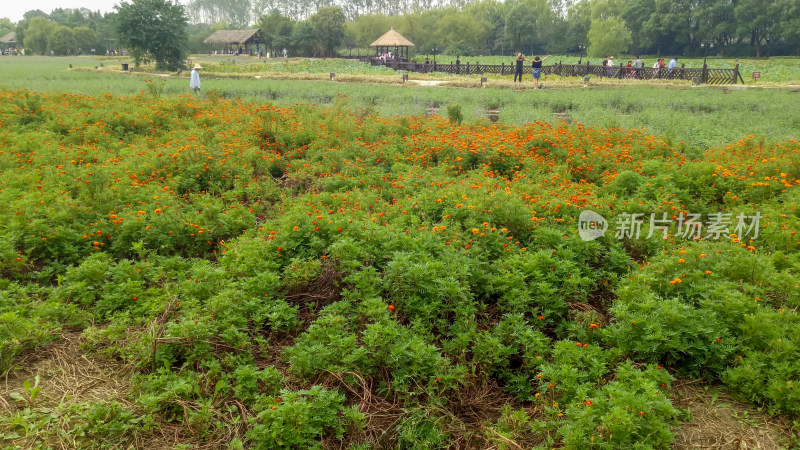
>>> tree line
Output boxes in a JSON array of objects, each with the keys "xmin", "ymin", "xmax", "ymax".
[
  {"xmin": 3, "ymin": 0, "xmax": 799, "ymax": 62},
  {"xmin": 188, "ymin": 0, "xmax": 800, "ymax": 58}
]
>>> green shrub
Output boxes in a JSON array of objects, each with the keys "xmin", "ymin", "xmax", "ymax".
[{"xmin": 247, "ymin": 386, "xmax": 359, "ymax": 449}]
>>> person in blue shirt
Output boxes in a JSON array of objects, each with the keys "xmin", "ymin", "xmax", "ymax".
[{"xmin": 668, "ymin": 57, "xmax": 678, "ymax": 78}]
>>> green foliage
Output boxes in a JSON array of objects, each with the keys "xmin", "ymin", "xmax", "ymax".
[
  {"xmin": 309, "ymin": 7, "xmax": 346, "ymax": 57},
  {"xmin": 0, "ymin": 80, "xmax": 799, "ymax": 449},
  {"xmin": 556, "ymin": 361, "xmax": 677, "ymax": 448},
  {"xmin": 114, "ymin": 0, "xmax": 188, "ymax": 70},
  {"xmin": 22, "ymin": 17, "xmax": 57, "ymax": 55},
  {"xmin": 588, "ymin": 16, "xmax": 633, "ymax": 58},
  {"xmin": 446, "ymin": 103, "xmax": 463, "ymax": 124},
  {"xmin": 285, "ymin": 311, "xmax": 371, "ymax": 378},
  {"xmin": 395, "ymin": 408, "xmax": 450, "ymax": 449},
  {"xmin": 247, "ymin": 386, "xmax": 358, "ymax": 449},
  {"xmin": 257, "ymin": 11, "xmax": 294, "ymax": 53}
]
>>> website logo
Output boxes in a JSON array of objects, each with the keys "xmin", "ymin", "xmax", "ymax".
[{"xmin": 579, "ymin": 210, "xmax": 608, "ymax": 241}]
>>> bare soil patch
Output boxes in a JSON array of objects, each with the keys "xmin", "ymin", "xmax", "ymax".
[
  {"xmin": 671, "ymin": 379, "xmax": 799, "ymax": 449},
  {"xmin": 0, "ymin": 332, "xmax": 130, "ymax": 412}
]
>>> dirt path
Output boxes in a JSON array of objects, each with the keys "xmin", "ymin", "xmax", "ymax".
[{"xmin": 411, "ymin": 80, "xmax": 449, "ymax": 87}]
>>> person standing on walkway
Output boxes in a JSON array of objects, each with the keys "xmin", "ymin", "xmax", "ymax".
[
  {"xmin": 633, "ymin": 56, "xmax": 643, "ymax": 78},
  {"xmin": 514, "ymin": 52, "xmax": 526, "ymax": 83},
  {"xmin": 190, "ymin": 63, "xmax": 202, "ymax": 93},
  {"xmin": 531, "ymin": 54, "xmax": 551, "ymax": 89},
  {"xmin": 668, "ymin": 57, "xmax": 678, "ymax": 78}
]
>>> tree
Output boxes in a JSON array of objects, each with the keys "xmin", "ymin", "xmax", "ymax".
[
  {"xmin": 309, "ymin": 6, "xmax": 346, "ymax": 57},
  {"xmin": 463, "ymin": 0, "xmax": 509, "ymax": 55},
  {"xmin": 621, "ymin": 0, "xmax": 655, "ymax": 54},
  {"xmin": 258, "ymin": 10, "xmax": 294, "ymax": 53},
  {"xmin": 0, "ymin": 18, "xmax": 15, "ymax": 38},
  {"xmin": 504, "ymin": 0, "xmax": 555, "ymax": 54},
  {"xmin": 23, "ymin": 16, "xmax": 57, "ymax": 55},
  {"xmin": 348, "ymin": 14, "xmax": 393, "ymax": 48},
  {"xmin": 224, "ymin": 0, "xmax": 253, "ymax": 28},
  {"xmin": 291, "ymin": 20, "xmax": 314, "ymax": 56},
  {"xmin": 565, "ymin": 0, "xmax": 591, "ymax": 54},
  {"xmin": 397, "ymin": 10, "xmax": 440, "ymax": 56},
  {"xmin": 23, "ymin": 10, "xmax": 49, "ymax": 21},
  {"xmin": 435, "ymin": 8, "xmax": 492, "ymax": 55},
  {"xmin": 50, "ymin": 26, "xmax": 76, "ymax": 55},
  {"xmin": 735, "ymin": 0, "xmax": 778, "ymax": 57},
  {"xmin": 587, "ymin": 16, "xmax": 632, "ymax": 57},
  {"xmin": 776, "ymin": 0, "xmax": 800, "ymax": 56},
  {"xmin": 72, "ymin": 27, "xmax": 96, "ymax": 53},
  {"xmin": 114, "ymin": 0, "xmax": 188, "ymax": 70}
]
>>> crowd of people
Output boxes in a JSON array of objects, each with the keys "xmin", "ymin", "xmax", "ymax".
[
  {"xmin": 378, "ymin": 51, "xmax": 396, "ymax": 63},
  {"xmin": 0, "ymin": 48, "xmax": 24, "ymax": 55},
  {"xmin": 602, "ymin": 55, "xmax": 680, "ymax": 78}
]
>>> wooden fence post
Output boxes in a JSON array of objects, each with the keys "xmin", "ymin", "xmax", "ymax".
[
  {"xmin": 466, "ymin": 62, "xmax": 470, "ymax": 75},
  {"xmin": 501, "ymin": 63, "xmax": 505, "ymax": 75}
]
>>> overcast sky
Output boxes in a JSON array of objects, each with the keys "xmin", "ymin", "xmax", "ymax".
[{"xmin": 3, "ymin": 0, "xmax": 190, "ymax": 23}]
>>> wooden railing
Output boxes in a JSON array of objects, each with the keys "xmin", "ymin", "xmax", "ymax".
[{"xmin": 372, "ymin": 59, "xmax": 745, "ymax": 84}]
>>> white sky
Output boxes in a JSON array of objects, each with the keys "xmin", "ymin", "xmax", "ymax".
[{"xmin": 2, "ymin": 0, "xmax": 190, "ymax": 24}]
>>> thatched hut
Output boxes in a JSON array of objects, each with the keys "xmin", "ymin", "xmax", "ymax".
[
  {"xmin": 203, "ymin": 29, "xmax": 263, "ymax": 55},
  {"xmin": 0, "ymin": 32, "xmax": 17, "ymax": 51},
  {"xmin": 370, "ymin": 29, "xmax": 414, "ymax": 61}
]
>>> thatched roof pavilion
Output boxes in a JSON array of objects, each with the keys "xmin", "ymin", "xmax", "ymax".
[
  {"xmin": 203, "ymin": 29, "xmax": 263, "ymax": 55},
  {"xmin": 370, "ymin": 29, "xmax": 414, "ymax": 61},
  {"xmin": 0, "ymin": 32, "xmax": 17, "ymax": 49}
]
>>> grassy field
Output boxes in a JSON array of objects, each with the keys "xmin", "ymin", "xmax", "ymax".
[
  {"xmin": 419, "ymin": 55, "xmax": 800, "ymax": 85},
  {"xmin": 0, "ymin": 55, "xmax": 800, "ymax": 448},
  {"xmin": 1, "ymin": 56, "xmax": 799, "ymax": 149}
]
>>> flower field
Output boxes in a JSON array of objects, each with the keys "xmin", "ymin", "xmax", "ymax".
[{"xmin": 1, "ymin": 87, "xmax": 799, "ymax": 447}]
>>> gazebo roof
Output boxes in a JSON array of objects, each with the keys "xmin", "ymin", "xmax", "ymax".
[
  {"xmin": 370, "ymin": 29, "xmax": 414, "ymax": 47},
  {"xmin": 203, "ymin": 29, "xmax": 261, "ymax": 45},
  {"xmin": 0, "ymin": 32, "xmax": 16, "ymax": 44}
]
